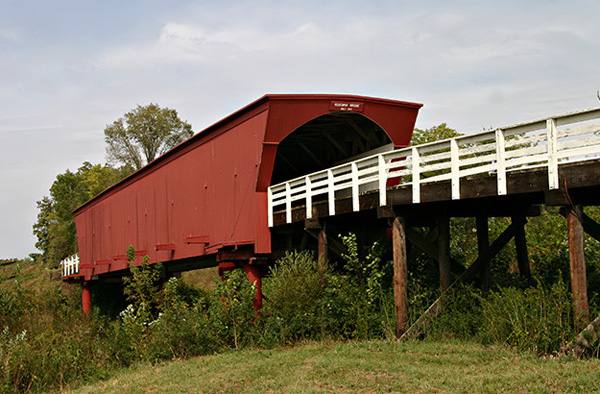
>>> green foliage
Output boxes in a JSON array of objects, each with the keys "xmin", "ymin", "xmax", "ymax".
[
  {"xmin": 426, "ymin": 284, "xmax": 484, "ymax": 340},
  {"xmin": 0, "ymin": 283, "xmax": 117, "ymax": 393},
  {"xmin": 208, "ymin": 270, "xmax": 256, "ymax": 350},
  {"xmin": 411, "ymin": 123, "xmax": 461, "ymax": 145},
  {"xmin": 104, "ymin": 103, "xmax": 194, "ymax": 170},
  {"xmin": 480, "ymin": 279, "xmax": 574, "ymax": 353},
  {"xmin": 122, "ymin": 254, "xmax": 162, "ymax": 319},
  {"xmin": 261, "ymin": 248, "xmax": 395, "ymax": 344},
  {"xmin": 339, "ymin": 233, "xmax": 388, "ymax": 304},
  {"xmin": 425, "ymin": 280, "xmax": 575, "ymax": 354},
  {"xmin": 143, "ymin": 278, "xmax": 219, "ymax": 361},
  {"xmin": 33, "ymin": 162, "xmax": 130, "ymax": 265},
  {"xmin": 261, "ymin": 251, "xmax": 327, "ymax": 344}
]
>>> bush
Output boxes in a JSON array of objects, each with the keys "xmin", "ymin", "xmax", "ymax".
[
  {"xmin": 426, "ymin": 284, "xmax": 484, "ymax": 340},
  {"xmin": 207, "ymin": 270, "xmax": 256, "ymax": 350},
  {"xmin": 480, "ymin": 278, "xmax": 574, "ymax": 353},
  {"xmin": 0, "ymin": 287, "xmax": 117, "ymax": 393},
  {"xmin": 261, "ymin": 251, "xmax": 328, "ymax": 344},
  {"xmin": 143, "ymin": 278, "xmax": 220, "ymax": 361},
  {"xmin": 261, "ymin": 249, "xmax": 396, "ymax": 345}
]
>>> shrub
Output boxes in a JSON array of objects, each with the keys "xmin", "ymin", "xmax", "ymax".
[
  {"xmin": 207, "ymin": 270, "xmax": 256, "ymax": 350},
  {"xmin": 426, "ymin": 284, "xmax": 483, "ymax": 340},
  {"xmin": 479, "ymin": 278, "xmax": 574, "ymax": 353},
  {"xmin": 143, "ymin": 278, "xmax": 220, "ymax": 361},
  {"xmin": 261, "ymin": 251, "xmax": 327, "ymax": 344},
  {"xmin": 261, "ymin": 249, "xmax": 395, "ymax": 344}
]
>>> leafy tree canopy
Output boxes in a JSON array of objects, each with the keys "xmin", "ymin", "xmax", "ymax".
[
  {"xmin": 33, "ymin": 162, "xmax": 130, "ymax": 265},
  {"xmin": 104, "ymin": 103, "xmax": 194, "ymax": 170},
  {"xmin": 411, "ymin": 123, "xmax": 461, "ymax": 145}
]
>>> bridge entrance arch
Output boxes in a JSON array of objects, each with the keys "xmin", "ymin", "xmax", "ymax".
[{"xmin": 271, "ymin": 112, "xmax": 393, "ymax": 185}]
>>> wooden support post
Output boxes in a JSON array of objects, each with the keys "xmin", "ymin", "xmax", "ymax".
[
  {"xmin": 392, "ymin": 217, "xmax": 408, "ymax": 338},
  {"xmin": 317, "ymin": 222, "xmax": 328, "ymax": 269},
  {"xmin": 512, "ymin": 216, "xmax": 531, "ymax": 278},
  {"xmin": 81, "ymin": 282, "xmax": 92, "ymax": 316},
  {"xmin": 566, "ymin": 207, "xmax": 590, "ymax": 330},
  {"xmin": 437, "ymin": 216, "xmax": 451, "ymax": 291},
  {"xmin": 476, "ymin": 214, "xmax": 491, "ymax": 290}
]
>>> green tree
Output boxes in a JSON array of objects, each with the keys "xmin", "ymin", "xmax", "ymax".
[
  {"xmin": 411, "ymin": 123, "xmax": 461, "ymax": 145},
  {"xmin": 33, "ymin": 162, "xmax": 129, "ymax": 265},
  {"xmin": 104, "ymin": 103, "xmax": 194, "ymax": 170}
]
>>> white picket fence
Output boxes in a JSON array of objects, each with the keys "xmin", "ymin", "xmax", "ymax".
[
  {"xmin": 268, "ymin": 107, "xmax": 600, "ymax": 227},
  {"xmin": 61, "ymin": 254, "xmax": 79, "ymax": 276}
]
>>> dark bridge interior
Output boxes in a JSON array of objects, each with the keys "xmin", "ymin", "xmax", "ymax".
[{"xmin": 271, "ymin": 112, "xmax": 392, "ymax": 184}]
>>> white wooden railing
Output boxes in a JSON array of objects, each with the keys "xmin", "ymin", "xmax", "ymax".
[
  {"xmin": 268, "ymin": 107, "xmax": 600, "ymax": 227},
  {"xmin": 61, "ymin": 254, "xmax": 79, "ymax": 276}
]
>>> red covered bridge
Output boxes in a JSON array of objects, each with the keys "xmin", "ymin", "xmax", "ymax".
[
  {"xmin": 65, "ymin": 94, "xmax": 422, "ymax": 313},
  {"xmin": 63, "ymin": 93, "xmax": 600, "ymax": 335}
]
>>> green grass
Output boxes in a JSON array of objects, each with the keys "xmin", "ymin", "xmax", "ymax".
[
  {"xmin": 0, "ymin": 259, "xmax": 65, "ymax": 294},
  {"xmin": 73, "ymin": 340, "xmax": 600, "ymax": 394}
]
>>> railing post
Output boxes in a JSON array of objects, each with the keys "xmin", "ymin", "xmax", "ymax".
[
  {"xmin": 547, "ymin": 118, "xmax": 559, "ymax": 189},
  {"xmin": 495, "ymin": 129, "xmax": 507, "ymax": 195},
  {"xmin": 327, "ymin": 169, "xmax": 335, "ymax": 216},
  {"xmin": 305, "ymin": 176, "xmax": 312, "ymax": 219},
  {"xmin": 378, "ymin": 154, "xmax": 387, "ymax": 206},
  {"xmin": 267, "ymin": 187, "xmax": 274, "ymax": 227},
  {"xmin": 411, "ymin": 147, "xmax": 420, "ymax": 203},
  {"xmin": 351, "ymin": 162, "xmax": 359, "ymax": 212},
  {"xmin": 450, "ymin": 139, "xmax": 460, "ymax": 200},
  {"xmin": 285, "ymin": 182, "xmax": 292, "ymax": 224}
]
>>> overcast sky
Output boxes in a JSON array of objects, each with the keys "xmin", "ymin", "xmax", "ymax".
[{"xmin": 1, "ymin": 0, "xmax": 599, "ymax": 258}]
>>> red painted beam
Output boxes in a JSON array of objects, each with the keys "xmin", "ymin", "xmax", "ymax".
[
  {"xmin": 217, "ymin": 261, "xmax": 237, "ymax": 277},
  {"xmin": 185, "ymin": 235, "xmax": 210, "ymax": 244},
  {"xmin": 155, "ymin": 243, "xmax": 176, "ymax": 251}
]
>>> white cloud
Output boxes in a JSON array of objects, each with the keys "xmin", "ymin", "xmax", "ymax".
[{"xmin": 0, "ymin": 28, "xmax": 18, "ymax": 42}]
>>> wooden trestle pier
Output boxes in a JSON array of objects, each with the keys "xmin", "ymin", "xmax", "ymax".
[{"xmin": 269, "ymin": 107, "xmax": 600, "ymax": 335}]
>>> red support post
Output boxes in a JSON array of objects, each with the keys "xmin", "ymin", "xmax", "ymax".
[
  {"xmin": 81, "ymin": 282, "xmax": 92, "ymax": 316},
  {"xmin": 243, "ymin": 265, "xmax": 263, "ymax": 311}
]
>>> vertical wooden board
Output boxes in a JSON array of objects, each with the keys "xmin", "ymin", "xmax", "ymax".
[
  {"xmin": 154, "ymin": 173, "xmax": 170, "ymax": 260},
  {"xmin": 512, "ymin": 216, "xmax": 530, "ymax": 278},
  {"xmin": 318, "ymin": 225, "xmax": 328, "ymax": 268},
  {"xmin": 476, "ymin": 215, "xmax": 491, "ymax": 290},
  {"xmin": 103, "ymin": 202, "xmax": 112, "ymax": 262},
  {"xmin": 437, "ymin": 216, "xmax": 451, "ymax": 291},
  {"xmin": 125, "ymin": 188, "xmax": 137, "ymax": 254},
  {"xmin": 142, "ymin": 181, "xmax": 156, "ymax": 261},
  {"xmin": 255, "ymin": 190, "xmax": 270, "ymax": 254},
  {"xmin": 392, "ymin": 217, "xmax": 408, "ymax": 338},
  {"xmin": 567, "ymin": 208, "xmax": 590, "ymax": 330}
]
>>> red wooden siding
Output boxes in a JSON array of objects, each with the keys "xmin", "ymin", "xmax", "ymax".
[{"xmin": 74, "ymin": 94, "xmax": 422, "ymax": 280}]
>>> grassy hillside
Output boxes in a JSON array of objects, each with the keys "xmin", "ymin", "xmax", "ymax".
[
  {"xmin": 0, "ymin": 259, "xmax": 65, "ymax": 294},
  {"xmin": 74, "ymin": 340, "xmax": 600, "ymax": 394}
]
